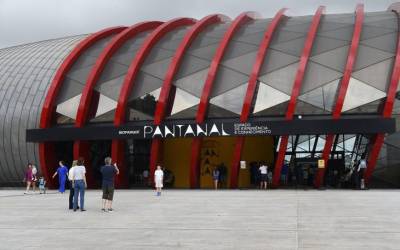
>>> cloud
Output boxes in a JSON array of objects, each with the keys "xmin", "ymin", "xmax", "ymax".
[{"xmin": 0, "ymin": 0, "xmax": 397, "ymax": 48}]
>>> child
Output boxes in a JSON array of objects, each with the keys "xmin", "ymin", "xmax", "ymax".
[
  {"xmin": 154, "ymin": 165, "xmax": 164, "ymax": 196},
  {"xmin": 38, "ymin": 176, "xmax": 46, "ymax": 194}
]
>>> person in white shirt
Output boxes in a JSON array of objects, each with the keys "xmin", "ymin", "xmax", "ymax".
[
  {"xmin": 154, "ymin": 165, "xmax": 164, "ymax": 196},
  {"xmin": 72, "ymin": 157, "xmax": 87, "ymax": 211},
  {"xmin": 68, "ymin": 160, "xmax": 78, "ymax": 210},
  {"xmin": 259, "ymin": 162, "xmax": 268, "ymax": 190},
  {"xmin": 357, "ymin": 158, "xmax": 367, "ymax": 189}
]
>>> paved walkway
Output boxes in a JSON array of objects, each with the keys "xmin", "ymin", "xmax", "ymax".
[{"xmin": 0, "ymin": 189, "xmax": 400, "ymax": 249}]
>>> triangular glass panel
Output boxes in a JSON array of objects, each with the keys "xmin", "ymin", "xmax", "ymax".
[
  {"xmin": 95, "ymin": 94, "xmax": 117, "ymax": 117},
  {"xmin": 210, "ymin": 83, "xmax": 247, "ymax": 114},
  {"xmin": 56, "ymin": 94, "xmax": 81, "ymax": 120},
  {"xmin": 342, "ymin": 78, "xmax": 386, "ymax": 112},
  {"xmin": 170, "ymin": 88, "xmax": 200, "ymax": 115},
  {"xmin": 253, "ymin": 82, "xmax": 290, "ymax": 113}
]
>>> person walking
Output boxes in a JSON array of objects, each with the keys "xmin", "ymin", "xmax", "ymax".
[
  {"xmin": 357, "ymin": 158, "xmax": 367, "ymax": 189},
  {"xmin": 24, "ymin": 164, "xmax": 33, "ymax": 194},
  {"xmin": 154, "ymin": 165, "xmax": 164, "ymax": 196},
  {"xmin": 100, "ymin": 157, "xmax": 119, "ymax": 212},
  {"xmin": 31, "ymin": 165, "xmax": 38, "ymax": 192},
  {"xmin": 72, "ymin": 157, "xmax": 87, "ymax": 212},
  {"xmin": 259, "ymin": 162, "xmax": 268, "ymax": 189},
  {"xmin": 52, "ymin": 161, "xmax": 68, "ymax": 193},
  {"xmin": 68, "ymin": 160, "xmax": 78, "ymax": 210},
  {"xmin": 212, "ymin": 167, "xmax": 220, "ymax": 190}
]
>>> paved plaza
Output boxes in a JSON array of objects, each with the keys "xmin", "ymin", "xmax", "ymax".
[{"xmin": 1, "ymin": 189, "xmax": 400, "ymax": 249}]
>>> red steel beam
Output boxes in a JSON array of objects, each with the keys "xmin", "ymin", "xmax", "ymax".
[
  {"xmin": 315, "ymin": 4, "xmax": 364, "ymax": 188},
  {"xmin": 149, "ymin": 14, "xmax": 228, "ymax": 188},
  {"xmin": 112, "ymin": 18, "xmax": 196, "ymax": 186},
  {"xmin": 73, "ymin": 22, "xmax": 162, "ymax": 188},
  {"xmin": 272, "ymin": 6, "xmax": 325, "ymax": 187},
  {"xmin": 38, "ymin": 26, "xmax": 125, "ymax": 188},
  {"xmin": 187, "ymin": 12, "xmax": 257, "ymax": 188},
  {"xmin": 230, "ymin": 8, "xmax": 287, "ymax": 188},
  {"xmin": 364, "ymin": 9, "xmax": 400, "ymax": 182}
]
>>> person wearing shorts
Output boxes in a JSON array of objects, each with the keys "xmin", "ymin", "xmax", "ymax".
[
  {"xmin": 154, "ymin": 165, "xmax": 164, "ymax": 196},
  {"xmin": 100, "ymin": 157, "xmax": 119, "ymax": 212},
  {"xmin": 259, "ymin": 163, "xmax": 268, "ymax": 190}
]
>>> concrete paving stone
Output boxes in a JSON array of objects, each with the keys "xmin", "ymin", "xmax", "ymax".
[{"xmin": 0, "ymin": 189, "xmax": 399, "ymax": 249}]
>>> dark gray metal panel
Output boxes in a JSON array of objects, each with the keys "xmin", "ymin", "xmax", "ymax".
[
  {"xmin": 222, "ymin": 41, "xmax": 259, "ymax": 61},
  {"xmin": 109, "ymin": 48, "xmax": 140, "ymax": 66},
  {"xmin": 360, "ymin": 32, "xmax": 397, "ymax": 54},
  {"xmin": 154, "ymin": 27, "xmax": 192, "ymax": 51},
  {"xmin": 361, "ymin": 25, "xmax": 396, "ymax": 41},
  {"xmin": 222, "ymin": 51, "xmax": 258, "ymax": 76},
  {"xmin": 210, "ymin": 65, "xmax": 249, "ymax": 98},
  {"xmin": 56, "ymin": 77, "xmax": 84, "ymax": 104},
  {"xmin": 117, "ymin": 31, "xmax": 151, "ymax": 53},
  {"xmin": 310, "ymin": 36, "xmax": 349, "ymax": 56},
  {"xmin": 174, "ymin": 68, "xmax": 209, "ymax": 98},
  {"xmin": 95, "ymin": 75, "xmax": 125, "ymax": 101},
  {"xmin": 352, "ymin": 58, "xmax": 394, "ymax": 92},
  {"xmin": 141, "ymin": 57, "xmax": 173, "ymax": 80},
  {"xmin": 174, "ymin": 55, "xmax": 210, "ymax": 80},
  {"xmin": 128, "ymin": 71, "xmax": 164, "ymax": 100},
  {"xmin": 353, "ymin": 45, "xmax": 394, "ymax": 71},
  {"xmin": 66, "ymin": 65, "xmax": 93, "ymax": 84},
  {"xmin": 310, "ymin": 45, "xmax": 349, "ymax": 73},
  {"xmin": 270, "ymin": 36, "xmax": 307, "ymax": 57},
  {"xmin": 187, "ymin": 43, "xmax": 219, "ymax": 61},
  {"xmin": 96, "ymin": 61, "xmax": 129, "ymax": 84},
  {"xmin": 258, "ymin": 62, "xmax": 298, "ymax": 95},
  {"xmin": 142, "ymin": 47, "xmax": 175, "ymax": 65},
  {"xmin": 301, "ymin": 61, "xmax": 342, "ymax": 94},
  {"xmin": 282, "ymin": 22, "xmax": 312, "ymax": 33},
  {"xmin": 319, "ymin": 26, "xmax": 355, "ymax": 41}
]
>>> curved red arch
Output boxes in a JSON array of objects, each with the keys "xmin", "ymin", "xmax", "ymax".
[
  {"xmin": 364, "ymin": 8, "xmax": 400, "ymax": 183},
  {"xmin": 149, "ymin": 14, "xmax": 229, "ymax": 188},
  {"xmin": 186, "ymin": 12, "xmax": 257, "ymax": 188},
  {"xmin": 315, "ymin": 4, "xmax": 364, "ymax": 188},
  {"xmin": 38, "ymin": 26, "xmax": 126, "ymax": 188},
  {"xmin": 230, "ymin": 8, "xmax": 287, "ymax": 188},
  {"xmin": 75, "ymin": 22, "xmax": 162, "ymax": 127},
  {"xmin": 72, "ymin": 21, "xmax": 162, "ymax": 188},
  {"xmin": 113, "ymin": 18, "xmax": 196, "ymax": 126},
  {"xmin": 111, "ymin": 18, "xmax": 196, "ymax": 187},
  {"xmin": 272, "ymin": 6, "xmax": 325, "ymax": 187},
  {"xmin": 153, "ymin": 14, "xmax": 228, "ymax": 125}
]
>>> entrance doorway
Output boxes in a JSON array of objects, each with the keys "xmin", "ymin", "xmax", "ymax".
[{"xmin": 125, "ymin": 139, "xmax": 151, "ymax": 188}]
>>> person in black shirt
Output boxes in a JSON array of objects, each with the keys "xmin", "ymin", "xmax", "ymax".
[{"xmin": 100, "ymin": 157, "xmax": 119, "ymax": 212}]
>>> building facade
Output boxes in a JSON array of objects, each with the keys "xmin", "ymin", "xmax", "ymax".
[{"xmin": 1, "ymin": 4, "xmax": 400, "ymax": 188}]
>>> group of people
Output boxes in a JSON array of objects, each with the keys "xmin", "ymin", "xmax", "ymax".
[
  {"xmin": 24, "ymin": 163, "xmax": 46, "ymax": 194},
  {"xmin": 29, "ymin": 157, "xmax": 165, "ymax": 212},
  {"xmin": 249, "ymin": 162, "xmax": 273, "ymax": 189},
  {"xmin": 52, "ymin": 157, "xmax": 119, "ymax": 212}
]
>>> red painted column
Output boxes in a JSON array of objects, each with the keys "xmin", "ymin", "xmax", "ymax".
[
  {"xmin": 150, "ymin": 14, "xmax": 228, "ymax": 188},
  {"xmin": 187, "ymin": 12, "xmax": 258, "ymax": 189},
  {"xmin": 272, "ymin": 6, "xmax": 325, "ymax": 187},
  {"xmin": 112, "ymin": 18, "xmax": 196, "ymax": 186},
  {"xmin": 364, "ymin": 8, "xmax": 400, "ymax": 183},
  {"xmin": 229, "ymin": 8, "xmax": 287, "ymax": 188},
  {"xmin": 315, "ymin": 4, "xmax": 364, "ymax": 188},
  {"xmin": 38, "ymin": 26, "xmax": 127, "ymax": 188}
]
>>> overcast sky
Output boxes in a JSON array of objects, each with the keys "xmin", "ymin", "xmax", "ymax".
[{"xmin": 0, "ymin": 0, "xmax": 398, "ymax": 48}]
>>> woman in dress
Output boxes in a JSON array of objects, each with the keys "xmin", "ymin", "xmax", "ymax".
[
  {"xmin": 24, "ymin": 163, "xmax": 33, "ymax": 194},
  {"xmin": 52, "ymin": 161, "xmax": 68, "ymax": 193}
]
